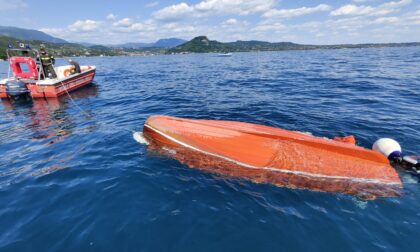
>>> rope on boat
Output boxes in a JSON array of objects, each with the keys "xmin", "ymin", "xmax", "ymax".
[
  {"xmin": 60, "ymin": 80, "xmax": 92, "ymax": 118},
  {"xmin": 7, "ymin": 60, "xmax": 11, "ymax": 79}
]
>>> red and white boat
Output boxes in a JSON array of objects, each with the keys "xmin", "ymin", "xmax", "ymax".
[{"xmin": 0, "ymin": 45, "xmax": 96, "ymax": 99}]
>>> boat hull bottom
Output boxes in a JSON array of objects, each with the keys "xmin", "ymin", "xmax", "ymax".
[{"xmin": 144, "ymin": 126, "xmax": 401, "ymax": 199}]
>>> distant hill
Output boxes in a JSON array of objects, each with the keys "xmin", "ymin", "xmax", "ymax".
[
  {"xmin": 0, "ymin": 35, "xmax": 168, "ymax": 60},
  {"xmin": 168, "ymin": 36, "xmax": 308, "ymax": 53},
  {"xmin": 88, "ymin": 45, "xmax": 111, "ymax": 51},
  {"xmin": 1, "ymin": 31, "xmax": 419, "ymax": 60},
  {"xmin": 226, "ymin": 40, "xmax": 308, "ymax": 50},
  {"xmin": 0, "ymin": 35, "xmax": 123, "ymax": 60},
  {"xmin": 169, "ymin": 36, "xmax": 230, "ymax": 53},
  {"xmin": 154, "ymin": 38, "xmax": 186, "ymax": 48},
  {"xmin": 0, "ymin": 26, "xmax": 68, "ymax": 44},
  {"xmin": 112, "ymin": 38, "xmax": 187, "ymax": 49},
  {"xmin": 114, "ymin": 42, "xmax": 153, "ymax": 48},
  {"xmin": 75, "ymin": 42, "xmax": 96, "ymax": 47},
  {"xmin": 168, "ymin": 36, "xmax": 420, "ymax": 53}
]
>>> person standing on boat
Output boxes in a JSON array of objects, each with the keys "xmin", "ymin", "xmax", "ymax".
[{"xmin": 40, "ymin": 46, "xmax": 57, "ymax": 79}]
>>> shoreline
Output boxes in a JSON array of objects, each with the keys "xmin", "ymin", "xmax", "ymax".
[{"xmin": 1, "ymin": 43, "xmax": 418, "ymax": 61}]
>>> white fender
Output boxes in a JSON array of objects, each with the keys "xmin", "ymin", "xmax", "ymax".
[{"xmin": 372, "ymin": 138, "xmax": 401, "ymax": 159}]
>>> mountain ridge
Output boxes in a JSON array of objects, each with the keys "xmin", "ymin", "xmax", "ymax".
[
  {"xmin": 110, "ymin": 38, "xmax": 187, "ymax": 48},
  {"xmin": 0, "ymin": 26, "xmax": 186, "ymax": 49},
  {"xmin": 0, "ymin": 26, "xmax": 68, "ymax": 44},
  {"xmin": 168, "ymin": 36, "xmax": 420, "ymax": 53},
  {"xmin": 1, "ymin": 30, "xmax": 419, "ymax": 60},
  {"xmin": 0, "ymin": 35, "xmax": 123, "ymax": 59}
]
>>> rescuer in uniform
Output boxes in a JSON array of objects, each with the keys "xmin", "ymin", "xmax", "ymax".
[{"xmin": 39, "ymin": 45, "xmax": 57, "ymax": 79}]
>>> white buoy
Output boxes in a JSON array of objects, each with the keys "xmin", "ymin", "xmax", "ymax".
[{"xmin": 372, "ymin": 138, "xmax": 402, "ymax": 159}]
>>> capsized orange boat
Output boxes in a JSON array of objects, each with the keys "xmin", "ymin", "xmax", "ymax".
[{"xmin": 141, "ymin": 115, "xmax": 402, "ymax": 198}]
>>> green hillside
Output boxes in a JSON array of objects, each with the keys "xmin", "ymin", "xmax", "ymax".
[
  {"xmin": 0, "ymin": 36, "xmax": 124, "ymax": 60},
  {"xmin": 167, "ymin": 36, "xmax": 318, "ymax": 53},
  {"xmin": 168, "ymin": 36, "xmax": 232, "ymax": 53},
  {"xmin": 2, "ymin": 34, "xmax": 419, "ymax": 60},
  {"xmin": 168, "ymin": 36, "xmax": 420, "ymax": 54},
  {"xmin": 226, "ymin": 40, "xmax": 316, "ymax": 51}
]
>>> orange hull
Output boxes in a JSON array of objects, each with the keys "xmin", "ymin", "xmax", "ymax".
[{"xmin": 143, "ymin": 115, "xmax": 402, "ymax": 198}]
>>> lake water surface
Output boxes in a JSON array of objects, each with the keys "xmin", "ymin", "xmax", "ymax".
[{"xmin": 1, "ymin": 47, "xmax": 420, "ymax": 251}]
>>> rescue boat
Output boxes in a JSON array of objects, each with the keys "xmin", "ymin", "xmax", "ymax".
[
  {"xmin": 141, "ymin": 115, "xmax": 403, "ymax": 198},
  {"xmin": 0, "ymin": 45, "xmax": 96, "ymax": 99}
]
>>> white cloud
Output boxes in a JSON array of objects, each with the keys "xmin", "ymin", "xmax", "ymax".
[
  {"xmin": 153, "ymin": 0, "xmax": 274, "ymax": 21},
  {"xmin": 194, "ymin": 0, "xmax": 274, "ymax": 15},
  {"xmin": 146, "ymin": 1, "xmax": 159, "ymax": 8},
  {"xmin": 220, "ymin": 18, "xmax": 249, "ymax": 33},
  {"xmin": 39, "ymin": 28, "xmax": 64, "ymax": 37},
  {"xmin": 291, "ymin": 11, "xmax": 417, "ymax": 42},
  {"xmin": 263, "ymin": 4, "xmax": 332, "ymax": 19},
  {"xmin": 106, "ymin": 13, "xmax": 117, "ymax": 21},
  {"xmin": 38, "ymin": 1, "xmax": 419, "ymax": 45},
  {"xmin": 331, "ymin": 0, "xmax": 412, "ymax": 16},
  {"xmin": 330, "ymin": 5, "xmax": 374, "ymax": 16},
  {"xmin": 42, "ymin": 20, "xmax": 102, "ymax": 41},
  {"xmin": 381, "ymin": 0, "xmax": 412, "ymax": 9},
  {"xmin": 372, "ymin": 16, "xmax": 399, "ymax": 24},
  {"xmin": 0, "ymin": 0, "xmax": 27, "ymax": 11},
  {"xmin": 68, "ymin": 20, "xmax": 99, "ymax": 32},
  {"xmin": 253, "ymin": 22, "xmax": 285, "ymax": 32},
  {"xmin": 112, "ymin": 18, "xmax": 133, "ymax": 27},
  {"xmin": 153, "ymin": 3, "xmax": 194, "ymax": 21},
  {"xmin": 404, "ymin": 9, "xmax": 420, "ymax": 25},
  {"xmin": 130, "ymin": 21, "xmax": 156, "ymax": 32},
  {"xmin": 223, "ymin": 18, "xmax": 238, "ymax": 25},
  {"xmin": 162, "ymin": 22, "xmax": 195, "ymax": 33},
  {"xmin": 129, "ymin": 23, "xmax": 148, "ymax": 31},
  {"xmin": 111, "ymin": 18, "xmax": 156, "ymax": 33}
]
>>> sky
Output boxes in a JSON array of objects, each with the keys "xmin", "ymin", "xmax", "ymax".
[{"xmin": 0, "ymin": 0, "xmax": 419, "ymax": 44}]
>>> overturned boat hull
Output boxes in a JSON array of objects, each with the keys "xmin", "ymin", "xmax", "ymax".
[{"xmin": 143, "ymin": 115, "xmax": 402, "ymax": 198}]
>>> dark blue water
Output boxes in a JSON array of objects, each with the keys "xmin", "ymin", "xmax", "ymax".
[{"xmin": 1, "ymin": 47, "xmax": 419, "ymax": 251}]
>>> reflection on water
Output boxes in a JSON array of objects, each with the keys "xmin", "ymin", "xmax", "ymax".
[
  {"xmin": 0, "ymin": 84, "xmax": 98, "ymax": 183},
  {"xmin": 1, "ymin": 84, "xmax": 98, "ymax": 144}
]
